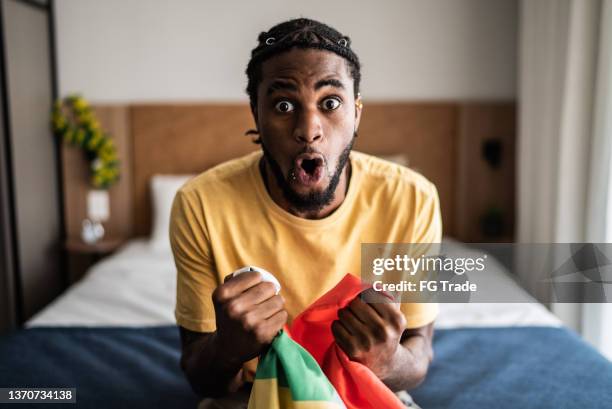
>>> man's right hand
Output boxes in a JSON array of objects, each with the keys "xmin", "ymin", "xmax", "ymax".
[{"xmin": 212, "ymin": 271, "xmax": 288, "ymax": 365}]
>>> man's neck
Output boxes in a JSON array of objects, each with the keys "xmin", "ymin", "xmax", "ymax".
[{"xmin": 260, "ymin": 158, "xmax": 351, "ymax": 220}]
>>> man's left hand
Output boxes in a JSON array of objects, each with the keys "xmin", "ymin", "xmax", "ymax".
[{"xmin": 331, "ymin": 288, "xmax": 406, "ymax": 379}]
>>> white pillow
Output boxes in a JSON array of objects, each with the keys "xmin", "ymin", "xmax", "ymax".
[{"xmin": 149, "ymin": 174, "xmax": 194, "ymax": 253}]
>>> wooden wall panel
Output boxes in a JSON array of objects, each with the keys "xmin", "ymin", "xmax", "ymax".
[
  {"xmin": 455, "ymin": 103, "xmax": 516, "ymax": 242},
  {"xmin": 355, "ymin": 103, "xmax": 458, "ymax": 236},
  {"xmin": 130, "ymin": 104, "xmax": 258, "ymax": 236}
]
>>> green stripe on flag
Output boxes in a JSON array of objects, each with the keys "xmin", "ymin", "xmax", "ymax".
[{"xmin": 254, "ymin": 331, "xmax": 345, "ymax": 405}]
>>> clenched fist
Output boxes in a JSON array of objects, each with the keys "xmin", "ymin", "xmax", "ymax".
[
  {"xmin": 331, "ymin": 288, "xmax": 406, "ymax": 379},
  {"xmin": 212, "ymin": 271, "xmax": 288, "ymax": 364}
]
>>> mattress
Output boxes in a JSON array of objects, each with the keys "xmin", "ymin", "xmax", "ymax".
[{"xmin": 26, "ymin": 238, "xmax": 561, "ymax": 329}]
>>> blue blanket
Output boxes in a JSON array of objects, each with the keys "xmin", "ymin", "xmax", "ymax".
[
  {"xmin": 413, "ymin": 327, "xmax": 612, "ymax": 409},
  {"xmin": 0, "ymin": 326, "xmax": 611, "ymax": 409}
]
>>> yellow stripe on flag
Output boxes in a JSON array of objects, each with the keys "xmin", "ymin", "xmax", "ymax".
[{"xmin": 248, "ymin": 379, "xmax": 345, "ymax": 409}]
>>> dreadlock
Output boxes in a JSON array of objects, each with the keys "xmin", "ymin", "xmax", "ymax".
[{"xmin": 245, "ymin": 18, "xmax": 361, "ymax": 144}]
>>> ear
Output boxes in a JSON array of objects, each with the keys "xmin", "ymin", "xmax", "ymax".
[{"xmin": 354, "ymin": 93, "xmax": 363, "ymax": 132}]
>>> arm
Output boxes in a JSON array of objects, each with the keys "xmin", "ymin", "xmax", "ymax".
[
  {"xmin": 178, "ymin": 272, "xmax": 288, "ymax": 398},
  {"xmin": 384, "ymin": 322, "xmax": 434, "ymax": 391},
  {"xmin": 332, "ymin": 289, "xmax": 434, "ymax": 392},
  {"xmin": 169, "ymin": 193, "xmax": 289, "ymax": 397},
  {"xmin": 179, "ymin": 328, "xmax": 244, "ymax": 397}
]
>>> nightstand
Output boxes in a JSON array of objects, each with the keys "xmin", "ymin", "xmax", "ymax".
[{"xmin": 65, "ymin": 238, "xmax": 124, "ymax": 284}]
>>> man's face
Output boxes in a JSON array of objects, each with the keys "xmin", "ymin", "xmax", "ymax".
[{"xmin": 254, "ymin": 48, "xmax": 362, "ymax": 213}]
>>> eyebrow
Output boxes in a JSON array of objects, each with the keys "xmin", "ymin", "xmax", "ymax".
[
  {"xmin": 266, "ymin": 80, "xmax": 298, "ymax": 95},
  {"xmin": 314, "ymin": 78, "xmax": 345, "ymax": 91},
  {"xmin": 266, "ymin": 78, "xmax": 346, "ymax": 95}
]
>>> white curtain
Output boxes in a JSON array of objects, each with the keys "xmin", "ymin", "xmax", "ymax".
[
  {"xmin": 584, "ymin": 0, "xmax": 612, "ymax": 360},
  {"xmin": 518, "ymin": 0, "xmax": 612, "ymax": 359}
]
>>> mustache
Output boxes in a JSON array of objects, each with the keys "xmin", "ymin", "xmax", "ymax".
[{"xmin": 292, "ymin": 146, "xmax": 322, "ymax": 159}]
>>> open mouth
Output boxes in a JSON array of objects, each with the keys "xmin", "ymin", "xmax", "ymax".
[
  {"xmin": 300, "ymin": 157, "xmax": 323, "ymax": 175},
  {"xmin": 294, "ymin": 154, "xmax": 324, "ymax": 185}
]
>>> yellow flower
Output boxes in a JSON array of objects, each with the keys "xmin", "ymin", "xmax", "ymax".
[
  {"xmin": 87, "ymin": 137, "xmax": 98, "ymax": 150},
  {"xmin": 55, "ymin": 95, "xmax": 120, "ymax": 188},
  {"xmin": 99, "ymin": 142, "xmax": 108, "ymax": 151},
  {"xmin": 99, "ymin": 150, "xmax": 115, "ymax": 163},
  {"xmin": 75, "ymin": 129, "xmax": 85, "ymax": 145},
  {"xmin": 77, "ymin": 112, "xmax": 89, "ymax": 122},
  {"xmin": 72, "ymin": 95, "xmax": 89, "ymax": 111}
]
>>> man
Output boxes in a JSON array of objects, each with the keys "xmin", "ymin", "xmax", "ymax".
[{"xmin": 170, "ymin": 18, "xmax": 441, "ymax": 407}]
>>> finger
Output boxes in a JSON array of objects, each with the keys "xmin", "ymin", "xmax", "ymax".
[
  {"xmin": 243, "ymin": 295, "xmax": 285, "ymax": 326},
  {"xmin": 331, "ymin": 320, "xmax": 356, "ymax": 357},
  {"xmin": 366, "ymin": 301, "xmax": 405, "ymax": 330},
  {"xmin": 348, "ymin": 296, "xmax": 386, "ymax": 327},
  {"xmin": 348, "ymin": 298, "xmax": 395, "ymax": 343},
  {"xmin": 360, "ymin": 289, "xmax": 401, "ymax": 321},
  {"xmin": 239, "ymin": 281, "xmax": 278, "ymax": 306},
  {"xmin": 261, "ymin": 309, "xmax": 288, "ymax": 338},
  {"xmin": 215, "ymin": 271, "xmax": 263, "ymax": 302},
  {"xmin": 338, "ymin": 307, "xmax": 367, "ymax": 333},
  {"xmin": 338, "ymin": 308, "xmax": 371, "ymax": 349},
  {"xmin": 362, "ymin": 295, "xmax": 406, "ymax": 329},
  {"xmin": 224, "ymin": 284, "xmax": 281, "ymax": 320}
]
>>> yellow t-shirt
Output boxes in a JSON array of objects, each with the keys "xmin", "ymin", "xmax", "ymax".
[{"xmin": 170, "ymin": 150, "xmax": 442, "ymax": 334}]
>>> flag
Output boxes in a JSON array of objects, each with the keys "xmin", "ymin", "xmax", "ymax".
[
  {"xmin": 291, "ymin": 274, "xmax": 406, "ymax": 409},
  {"xmin": 248, "ymin": 330, "xmax": 346, "ymax": 408},
  {"xmin": 249, "ymin": 273, "xmax": 406, "ymax": 409}
]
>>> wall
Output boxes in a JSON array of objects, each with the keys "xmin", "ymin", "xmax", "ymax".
[{"xmin": 54, "ymin": 0, "xmax": 517, "ymax": 102}]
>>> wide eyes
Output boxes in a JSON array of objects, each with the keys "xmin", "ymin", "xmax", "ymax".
[
  {"xmin": 320, "ymin": 97, "xmax": 342, "ymax": 111},
  {"xmin": 273, "ymin": 98, "xmax": 342, "ymax": 113},
  {"xmin": 274, "ymin": 100, "xmax": 294, "ymax": 113}
]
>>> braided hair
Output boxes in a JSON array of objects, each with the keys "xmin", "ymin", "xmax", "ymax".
[{"xmin": 245, "ymin": 18, "xmax": 361, "ymax": 143}]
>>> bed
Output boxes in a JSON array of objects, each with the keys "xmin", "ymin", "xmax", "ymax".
[{"xmin": 1, "ymin": 238, "xmax": 610, "ymax": 409}]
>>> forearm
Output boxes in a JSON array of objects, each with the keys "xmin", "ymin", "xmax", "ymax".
[
  {"xmin": 181, "ymin": 331, "xmax": 245, "ymax": 398},
  {"xmin": 382, "ymin": 333, "xmax": 433, "ymax": 391}
]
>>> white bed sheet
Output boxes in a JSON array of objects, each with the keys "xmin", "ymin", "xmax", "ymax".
[
  {"xmin": 27, "ymin": 240, "xmax": 176, "ymax": 327},
  {"xmin": 26, "ymin": 239, "xmax": 560, "ymax": 328}
]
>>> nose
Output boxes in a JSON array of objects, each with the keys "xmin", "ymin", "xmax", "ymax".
[{"xmin": 293, "ymin": 107, "xmax": 322, "ymax": 144}]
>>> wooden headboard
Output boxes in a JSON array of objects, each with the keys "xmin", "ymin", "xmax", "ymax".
[{"xmin": 61, "ymin": 102, "xmax": 515, "ymax": 243}]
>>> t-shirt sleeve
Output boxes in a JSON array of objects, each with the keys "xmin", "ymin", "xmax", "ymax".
[
  {"xmin": 170, "ymin": 189, "xmax": 218, "ymax": 333},
  {"xmin": 400, "ymin": 181, "xmax": 443, "ymax": 328}
]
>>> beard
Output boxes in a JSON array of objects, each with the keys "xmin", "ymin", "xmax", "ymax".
[{"xmin": 260, "ymin": 137, "xmax": 354, "ymax": 214}]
